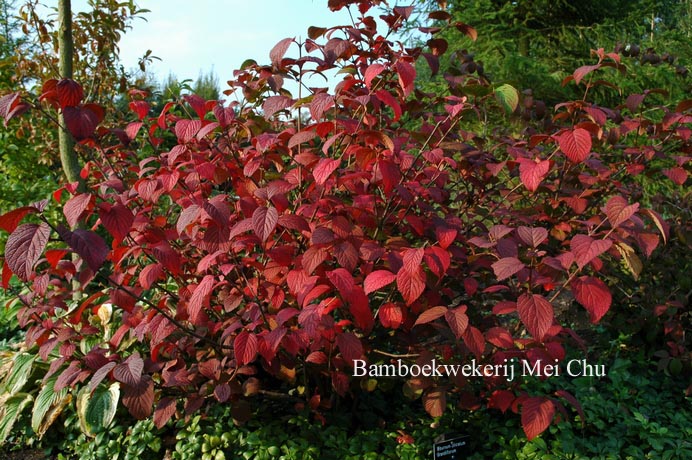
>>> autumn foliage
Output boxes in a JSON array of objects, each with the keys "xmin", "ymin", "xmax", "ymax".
[{"xmin": 0, "ymin": 0, "xmax": 689, "ymax": 441}]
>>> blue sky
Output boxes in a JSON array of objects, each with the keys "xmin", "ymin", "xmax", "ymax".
[{"xmin": 102, "ymin": 1, "xmax": 354, "ymax": 84}]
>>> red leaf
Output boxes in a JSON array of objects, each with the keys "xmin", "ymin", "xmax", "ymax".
[
  {"xmin": 0, "ymin": 92, "xmax": 30, "ymax": 126},
  {"xmin": 626, "ymin": 93, "xmax": 646, "ymax": 113},
  {"xmin": 395, "ymin": 61, "xmax": 416, "ymax": 97},
  {"xmin": 454, "ymin": 22, "xmax": 477, "ymax": 40},
  {"xmin": 364, "ymin": 63, "xmax": 386, "ymax": 89},
  {"xmin": 311, "ymin": 227, "xmax": 335, "ymax": 245},
  {"xmin": 310, "ymin": 93, "xmax": 335, "ymax": 121},
  {"xmin": 517, "ymin": 226, "xmax": 548, "ymax": 248},
  {"xmin": 99, "ymin": 202, "xmax": 134, "ymax": 243},
  {"xmin": 327, "ymin": 267, "xmax": 355, "ymax": 297},
  {"xmin": 129, "ymin": 100, "xmax": 150, "ymax": 120},
  {"xmin": 517, "ymin": 157, "xmax": 550, "ymax": 192},
  {"xmin": 462, "ymin": 326, "xmax": 485, "ymax": 358},
  {"xmin": 521, "ymin": 397, "xmax": 555, "ymax": 440},
  {"xmin": 637, "ymin": 232, "xmax": 660, "ymax": 258},
  {"xmin": 489, "ymin": 225, "xmax": 513, "ymax": 241},
  {"xmin": 485, "ymin": 327, "xmax": 514, "ymax": 348},
  {"xmin": 270, "ymin": 37, "xmax": 293, "ymax": 66},
  {"xmin": 44, "ymin": 249, "xmax": 66, "ymax": 268},
  {"xmin": 464, "ymin": 278, "xmax": 479, "ymax": 296},
  {"xmin": 663, "ymin": 167, "xmax": 688, "ymax": 185},
  {"xmin": 63, "ymin": 193, "xmax": 92, "ymax": 228},
  {"xmin": 488, "ymin": 390, "xmax": 515, "ymax": 413},
  {"xmin": 0, "ymin": 207, "xmax": 34, "ymax": 233},
  {"xmin": 88, "ymin": 362, "xmax": 116, "ymax": 392},
  {"xmin": 393, "ymin": 5, "xmax": 414, "ymax": 20},
  {"xmin": 556, "ymin": 128, "xmax": 592, "ymax": 163},
  {"xmin": 376, "ymin": 159, "xmax": 401, "ymax": 196},
  {"xmin": 183, "ymin": 94, "xmax": 207, "ymax": 119},
  {"xmin": 214, "ymin": 384, "xmax": 231, "ymax": 403},
  {"xmin": 307, "ymin": 26, "xmax": 327, "ymax": 39},
  {"xmin": 302, "ymin": 246, "xmax": 329, "ymax": 275},
  {"xmin": 196, "ymin": 121, "xmax": 220, "ymax": 140},
  {"xmin": 397, "ymin": 264, "xmax": 426, "ymax": 305},
  {"xmin": 124, "ymin": 121, "xmax": 143, "ymax": 141},
  {"xmin": 570, "ymin": 235, "xmax": 612, "ymax": 269},
  {"xmin": 572, "ymin": 64, "xmax": 600, "ymax": 85},
  {"xmin": 348, "ymin": 287, "xmax": 374, "ymax": 332},
  {"xmin": 5, "ymin": 222, "xmax": 51, "ymax": 281},
  {"xmin": 423, "ymin": 388, "xmax": 446, "ymax": 417},
  {"xmin": 152, "ymin": 243, "xmax": 181, "ymax": 275},
  {"xmin": 414, "ymin": 306, "xmax": 447, "ymax": 326},
  {"xmin": 234, "ymin": 331, "xmax": 258, "ymax": 366},
  {"xmin": 122, "ymin": 377, "xmax": 154, "ymax": 420},
  {"xmin": 288, "ymin": 130, "xmax": 317, "ymax": 149},
  {"xmin": 157, "ymin": 101, "xmax": 175, "ymax": 129},
  {"xmin": 306, "ymin": 351, "xmax": 328, "ymax": 364},
  {"xmin": 188, "ymin": 275, "xmax": 214, "ymax": 323},
  {"xmin": 445, "ymin": 305, "xmax": 469, "ymax": 339},
  {"xmin": 374, "ymin": 89, "xmax": 402, "ymax": 121},
  {"xmin": 57, "ymin": 78, "xmax": 84, "ymax": 108},
  {"xmin": 517, "ymin": 293, "xmax": 553, "ymax": 341},
  {"xmin": 55, "ymin": 361, "xmax": 82, "ymax": 391},
  {"xmin": 40, "ymin": 79, "xmax": 58, "ymax": 103},
  {"xmin": 139, "ymin": 263, "xmax": 163, "ymax": 290},
  {"xmin": 213, "ymin": 102, "xmax": 235, "ymax": 126},
  {"xmin": 278, "ymin": 214, "xmax": 310, "ymax": 233},
  {"xmin": 379, "ymin": 302, "xmax": 403, "ymax": 329},
  {"xmin": 174, "ymin": 119, "xmax": 202, "ymax": 143},
  {"xmin": 262, "ymin": 95, "xmax": 293, "ymax": 119},
  {"xmin": 402, "ymin": 247, "xmax": 424, "ymax": 271},
  {"xmin": 313, "ymin": 158, "xmax": 340, "ymax": 185},
  {"xmin": 263, "ymin": 327, "xmax": 286, "ymax": 356},
  {"xmin": 63, "ymin": 105, "xmax": 99, "ymax": 140},
  {"xmin": 364, "ymin": 270, "xmax": 396, "ymax": 294},
  {"xmin": 252, "ymin": 206, "xmax": 279, "ymax": 242},
  {"xmin": 571, "ymin": 276, "xmax": 611, "ymax": 323},
  {"xmin": 113, "ymin": 352, "xmax": 144, "ymax": 387},
  {"xmin": 428, "ymin": 11, "xmax": 451, "ymax": 21},
  {"xmin": 58, "ymin": 227, "xmax": 109, "ymax": 272},
  {"xmin": 227, "ymin": 218, "xmax": 252, "ymax": 241},
  {"xmin": 603, "ymin": 195, "xmax": 639, "ymax": 228},
  {"xmin": 435, "ymin": 227, "xmax": 457, "ymax": 249},
  {"xmin": 153, "ymin": 397, "xmax": 177, "ymax": 429},
  {"xmin": 563, "ymin": 196, "xmax": 588, "ymax": 214},
  {"xmin": 336, "ymin": 332, "xmax": 363, "ymax": 363},
  {"xmin": 492, "ymin": 257, "xmax": 525, "ymax": 281}
]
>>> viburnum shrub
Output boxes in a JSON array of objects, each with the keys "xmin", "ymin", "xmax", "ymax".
[{"xmin": 0, "ymin": 0, "xmax": 689, "ymax": 441}]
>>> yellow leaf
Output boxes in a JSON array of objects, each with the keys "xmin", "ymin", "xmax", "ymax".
[{"xmin": 615, "ymin": 242, "xmax": 643, "ymax": 280}]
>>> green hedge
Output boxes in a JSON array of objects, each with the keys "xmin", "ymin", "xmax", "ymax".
[{"xmin": 1, "ymin": 350, "xmax": 685, "ymax": 460}]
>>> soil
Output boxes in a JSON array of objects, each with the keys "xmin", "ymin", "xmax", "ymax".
[{"xmin": 0, "ymin": 449, "xmax": 47, "ymax": 460}]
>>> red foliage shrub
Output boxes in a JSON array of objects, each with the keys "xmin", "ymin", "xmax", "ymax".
[{"xmin": 1, "ymin": 0, "xmax": 689, "ymax": 439}]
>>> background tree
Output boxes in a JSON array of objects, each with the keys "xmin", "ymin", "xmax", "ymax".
[
  {"xmin": 0, "ymin": 0, "xmax": 56, "ymax": 209},
  {"xmin": 0, "ymin": 0, "xmax": 150, "ymax": 210},
  {"xmin": 413, "ymin": 0, "xmax": 691, "ymax": 104}
]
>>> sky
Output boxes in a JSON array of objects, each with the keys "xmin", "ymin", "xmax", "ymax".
[{"xmin": 75, "ymin": 0, "xmax": 355, "ymax": 86}]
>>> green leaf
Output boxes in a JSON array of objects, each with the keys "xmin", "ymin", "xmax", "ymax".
[
  {"xmin": 31, "ymin": 375, "xmax": 70, "ymax": 438},
  {"xmin": 2, "ymin": 352, "xmax": 35, "ymax": 395},
  {"xmin": 77, "ymin": 382, "xmax": 120, "ymax": 436},
  {"xmin": 0, "ymin": 392, "xmax": 33, "ymax": 443},
  {"xmin": 495, "ymin": 84, "xmax": 519, "ymax": 114}
]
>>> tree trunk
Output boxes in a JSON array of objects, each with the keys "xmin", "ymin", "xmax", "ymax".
[{"xmin": 57, "ymin": 0, "xmax": 83, "ymax": 191}]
